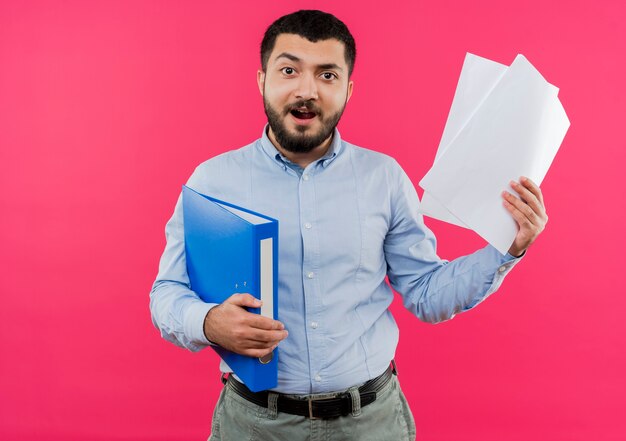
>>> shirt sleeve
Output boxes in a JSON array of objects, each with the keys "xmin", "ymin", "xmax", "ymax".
[
  {"xmin": 149, "ymin": 170, "xmax": 219, "ymax": 352},
  {"xmin": 383, "ymin": 162, "xmax": 523, "ymax": 324}
]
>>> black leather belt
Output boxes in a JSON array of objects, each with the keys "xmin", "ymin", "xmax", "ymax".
[{"xmin": 225, "ymin": 362, "xmax": 397, "ymax": 419}]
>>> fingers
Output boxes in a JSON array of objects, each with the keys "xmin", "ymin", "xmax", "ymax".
[
  {"xmin": 241, "ymin": 337, "xmax": 284, "ymax": 350},
  {"xmin": 227, "ymin": 293, "xmax": 285, "ymax": 330},
  {"xmin": 502, "ymin": 177, "xmax": 548, "ymax": 256},
  {"xmin": 510, "ymin": 180, "xmax": 540, "ymax": 215},
  {"xmin": 512, "ymin": 177, "xmax": 547, "ymax": 217},
  {"xmin": 231, "ymin": 327, "xmax": 286, "ymax": 358},
  {"xmin": 247, "ymin": 313, "xmax": 285, "ymax": 331},
  {"xmin": 227, "ymin": 307, "xmax": 288, "ymax": 340},
  {"xmin": 502, "ymin": 190, "xmax": 539, "ymax": 226},
  {"xmin": 520, "ymin": 176, "xmax": 545, "ymax": 207},
  {"xmin": 504, "ymin": 178, "xmax": 547, "ymax": 224},
  {"xmin": 502, "ymin": 196, "xmax": 534, "ymax": 229},
  {"xmin": 245, "ymin": 327, "xmax": 289, "ymax": 344},
  {"xmin": 227, "ymin": 293, "xmax": 262, "ymax": 308},
  {"xmin": 223, "ymin": 328, "xmax": 280, "ymax": 357}
]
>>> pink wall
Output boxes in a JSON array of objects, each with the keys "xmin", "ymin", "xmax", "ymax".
[{"xmin": 1, "ymin": 1, "xmax": 624, "ymax": 440}]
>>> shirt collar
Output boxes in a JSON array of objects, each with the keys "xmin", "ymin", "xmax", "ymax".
[{"xmin": 259, "ymin": 123, "xmax": 344, "ymax": 169}]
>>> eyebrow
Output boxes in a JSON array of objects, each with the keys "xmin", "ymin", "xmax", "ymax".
[{"xmin": 274, "ymin": 52, "xmax": 344, "ymax": 71}]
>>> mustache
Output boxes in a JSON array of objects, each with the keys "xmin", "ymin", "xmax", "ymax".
[{"xmin": 285, "ymin": 100, "xmax": 322, "ymax": 115}]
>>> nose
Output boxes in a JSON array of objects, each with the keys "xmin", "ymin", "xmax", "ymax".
[{"xmin": 294, "ymin": 73, "xmax": 318, "ymax": 101}]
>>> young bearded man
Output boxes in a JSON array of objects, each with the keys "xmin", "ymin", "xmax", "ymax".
[{"xmin": 150, "ymin": 10, "xmax": 548, "ymax": 441}]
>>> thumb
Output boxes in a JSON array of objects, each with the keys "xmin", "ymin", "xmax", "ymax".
[{"xmin": 227, "ymin": 293, "xmax": 262, "ymax": 308}]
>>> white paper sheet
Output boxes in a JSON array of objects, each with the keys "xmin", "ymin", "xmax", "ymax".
[
  {"xmin": 420, "ymin": 54, "xmax": 508, "ymax": 228},
  {"xmin": 419, "ymin": 53, "xmax": 570, "ymax": 255}
]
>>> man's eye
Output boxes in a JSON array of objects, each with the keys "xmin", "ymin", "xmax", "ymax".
[
  {"xmin": 321, "ymin": 72, "xmax": 337, "ymax": 80},
  {"xmin": 281, "ymin": 67, "xmax": 295, "ymax": 75}
]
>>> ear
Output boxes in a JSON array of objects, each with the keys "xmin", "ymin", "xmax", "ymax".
[
  {"xmin": 346, "ymin": 80, "xmax": 354, "ymax": 103},
  {"xmin": 257, "ymin": 69, "xmax": 265, "ymax": 96}
]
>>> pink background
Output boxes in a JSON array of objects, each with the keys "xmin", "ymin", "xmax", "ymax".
[{"xmin": 1, "ymin": 1, "xmax": 625, "ymax": 440}]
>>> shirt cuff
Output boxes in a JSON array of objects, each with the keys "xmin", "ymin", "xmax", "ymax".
[
  {"xmin": 504, "ymin": 249, "xmax": 526, "ymax": 260},
  {"xmin": 479, "ymin": 244, "xmax": 524, "ymax": 277},
  {"xmin": 183, "ymin": 301, "xmax": 219, "ymax": 346}
]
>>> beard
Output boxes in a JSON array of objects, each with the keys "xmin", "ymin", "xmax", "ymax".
[{"xmin": 263, "ymin": 96, "xmax": 346, "ymax": 154}]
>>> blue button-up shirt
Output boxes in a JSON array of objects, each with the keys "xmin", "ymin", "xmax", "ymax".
[{"xmin": 150, "ymin": 125, "xmax": 521, "ymax": 394}]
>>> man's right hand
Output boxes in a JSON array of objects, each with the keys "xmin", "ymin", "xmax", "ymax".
[{"xmin": 203, "ymin": 293, "xmax": 288, "ymax": 358}]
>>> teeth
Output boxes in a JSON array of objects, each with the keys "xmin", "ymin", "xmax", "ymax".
[{"xmin": 291, "ymin": 108, "xmax": 316, "ymax": 119}]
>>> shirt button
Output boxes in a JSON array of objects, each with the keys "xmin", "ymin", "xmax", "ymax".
[
  {"xmin": 307, "ymin": 272, "xmax": 315, "ymax": 279},
  {"xmin": 311, "ymin": 321, "xmax": 318, "ymax": 329},
  {"xmin": 314, "ymin": 374, "xmax": 322, "ymax": 382},
  {"xmin": 498, "ymin": 266, "xmax": 507, "ymax": 273},
  {"xmin": 303, "ymin": 174, "xmax": 309, "ymax": 181},
  {"xmin": 304, "ymin": 222, "xmax": 312, "ymax": 229}
]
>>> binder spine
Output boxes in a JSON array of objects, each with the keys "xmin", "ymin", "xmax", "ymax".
[
  {"xmin": 251, "ymin": 221, "xmax": 279, "ymax": 389},
  {"xmin": 253, "ymin": 222, "xmax": 278, "ymax": 322}
]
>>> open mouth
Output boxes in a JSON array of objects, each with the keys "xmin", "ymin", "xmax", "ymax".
[{"xmin": 290, "ymin": 108, "xmax": 317, "ymax": 120}]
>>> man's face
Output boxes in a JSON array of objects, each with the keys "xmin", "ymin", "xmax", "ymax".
[{"xmin": 257, "ymin": 33, "xmax": 353, "ymax": 154}]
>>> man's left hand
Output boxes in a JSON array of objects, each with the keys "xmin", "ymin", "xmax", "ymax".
[{"xmin": 502, "ymin": 176, "xmax": 548, "ymax": 257}]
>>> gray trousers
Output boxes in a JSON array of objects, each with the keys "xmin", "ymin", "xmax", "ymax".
[{"xmin": 207, "ymin": 375, "xmax": 416, "ymax": 441}]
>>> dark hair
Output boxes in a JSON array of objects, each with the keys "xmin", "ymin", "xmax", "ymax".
[{"xmin": 260, "ymin": 10, "xmax": 356, "ymax": 77}]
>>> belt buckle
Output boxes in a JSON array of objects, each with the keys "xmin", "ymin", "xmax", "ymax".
[
  {"xmin": 307, "ymin": 396, "xmax": 320, "ymax": 420},
  {"xmin": 307, "ymin": 392, "xmax": 351, "ymax": 419}
]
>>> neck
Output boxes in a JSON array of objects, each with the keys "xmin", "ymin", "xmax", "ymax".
[{"xmin": 267, "ymin": 127, "xmax": 333, "ymax": 169}]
